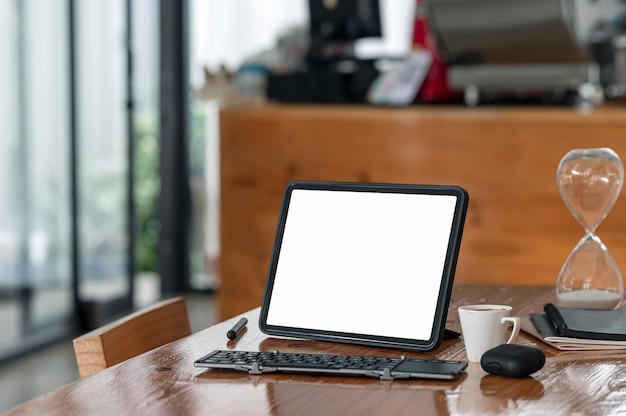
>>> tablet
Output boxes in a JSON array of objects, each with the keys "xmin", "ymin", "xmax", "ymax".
[{"xmin": 259, "ymin": 181, "xmax": 469, "ymax": 351}]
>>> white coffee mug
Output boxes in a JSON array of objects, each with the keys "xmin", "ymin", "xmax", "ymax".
[{"xmin": 458, "ymin": 304, "xmax": 521, "ymax": 362}]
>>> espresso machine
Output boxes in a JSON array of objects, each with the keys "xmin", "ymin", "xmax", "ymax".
[{"xmin": 426, "ymin": 0, "xmax": 626, "ymax": 106}]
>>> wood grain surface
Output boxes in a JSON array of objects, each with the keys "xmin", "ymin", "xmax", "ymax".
[
  {"xmin": 7, "ymin": 285, "xmax": 626, "ymax": 415},
  {"xmin": 73, "ymin": 296, "xmax": 191, "ymax": 378},
  {"xmin": 219, "ymin": 105, "xmax": 626, "ymax": 320}
]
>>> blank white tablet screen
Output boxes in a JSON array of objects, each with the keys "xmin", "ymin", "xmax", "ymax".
[{"xmin": 265, "ymin": 189, "xmax": 458, "ymax": 340}]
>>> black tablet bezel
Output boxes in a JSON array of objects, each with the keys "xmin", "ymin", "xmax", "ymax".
[{"xmin": 259, "ymin": 181, "xmax": 469, "ymax": 351}]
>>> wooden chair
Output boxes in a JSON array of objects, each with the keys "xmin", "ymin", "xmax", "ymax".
[{"xmin": 73, "ymin": 296, "xmax": 192, "ymax": 378}]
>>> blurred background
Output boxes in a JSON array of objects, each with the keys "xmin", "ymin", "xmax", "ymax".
[{"xmin": 1, "ymin": 0, "xmax": 626, "ymax": 411}]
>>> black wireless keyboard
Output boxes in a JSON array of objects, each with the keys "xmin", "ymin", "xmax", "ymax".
[{"xmin": 194, "ymin": 350, "xmax": 468, "ymax": 381}]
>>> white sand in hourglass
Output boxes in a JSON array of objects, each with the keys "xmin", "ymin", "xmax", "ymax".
[{"xmin": 557, "ymin": 289, "xmax": 622, "ymax": 310}]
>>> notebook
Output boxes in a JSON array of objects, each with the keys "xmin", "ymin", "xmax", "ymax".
[
  {"xmin": 524, "ymin": 315, "xmax": 626, "ymax": 351},
  {"xmin": 527, "ymin": 303, "xmax": 626, "ymax": 347},
  {"xmin": 258, "ymin": 180, "xmax": 469, "ymax": 351}
]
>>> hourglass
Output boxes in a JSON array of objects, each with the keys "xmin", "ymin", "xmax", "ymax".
[{"xmin": 556, "ymin": 148, "xmax": 624, "ymax": 310}]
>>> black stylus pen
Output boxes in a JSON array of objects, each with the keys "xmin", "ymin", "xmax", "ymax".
[
  {"xmin": 227, "ymin": 317, "xmax": 248, "ymax": 340},
  {"xmin": 544, "ymin": 303, "xmax": 568, "ymax": 336}
]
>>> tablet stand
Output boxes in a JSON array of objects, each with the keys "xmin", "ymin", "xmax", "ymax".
[{"xmin": 444, "ymin": 328, "xmax": 461, "ymax": 339}]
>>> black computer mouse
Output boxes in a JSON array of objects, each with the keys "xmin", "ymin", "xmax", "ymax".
[{"xmin": 481, "ymin": 344, "xmax": 545, "ymax": 378}]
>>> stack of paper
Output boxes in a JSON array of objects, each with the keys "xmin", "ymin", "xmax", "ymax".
[{"xmin": 521, "ymin": 304, "xmax": 626, "ymax": 351}]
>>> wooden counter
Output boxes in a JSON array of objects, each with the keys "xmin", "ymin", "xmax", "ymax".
[{"xmin": 219, "ymin": 105, "xmax": 626, "ymax": 320}]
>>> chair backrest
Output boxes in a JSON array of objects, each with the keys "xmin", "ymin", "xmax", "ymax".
[{"xmin": 73, "ymin": 296, "xmax": 192, "ymax": 378}]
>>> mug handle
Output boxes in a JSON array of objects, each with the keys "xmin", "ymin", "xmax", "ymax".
[{"xmin": 501, "ymin": 316, "xmax": 521, "ymax": 344}]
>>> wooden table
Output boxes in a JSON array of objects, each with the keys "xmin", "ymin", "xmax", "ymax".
[{"xmin": 6, "ymin": 284, "xmax": 626, "ymax": 415}]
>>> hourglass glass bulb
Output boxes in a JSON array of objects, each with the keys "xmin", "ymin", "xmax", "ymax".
[{"xmin": 556, "ymin": 148, "xmax": 624, "ymax": 233}]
